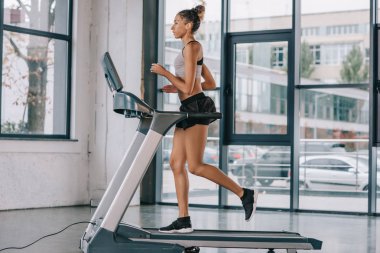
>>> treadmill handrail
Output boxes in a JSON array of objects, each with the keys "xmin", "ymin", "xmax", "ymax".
[
  {"xmin": 154, "ymin": 110, "xmax": 222, "ymax": 120},
  {"xmin": 186, "ymin": 112, "xmax": 222, "ymax": 120},
  {"xmin": 150, "ymin": 111, "xmax": 222, "ymax": 136}
]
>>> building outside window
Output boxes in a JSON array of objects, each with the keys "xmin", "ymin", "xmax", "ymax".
[
  {"xmin": 321, "ymin": 43, "xmax": 359, "ymax": 65},
  {"xmin": 326, "ymin": 24, "xmax": 360, "ymax": 35},
  {"xmin": 302, "ymin": 27, "xmax": 320, "ymax": 36}
]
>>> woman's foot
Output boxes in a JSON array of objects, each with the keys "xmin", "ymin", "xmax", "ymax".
[
  {"xmin": 241, "ymin": 188, "xmax": 258, "ymax": 221},
  {"xmin": 159, "ymin": 216, "xmax": 193, "ymax": 233}
]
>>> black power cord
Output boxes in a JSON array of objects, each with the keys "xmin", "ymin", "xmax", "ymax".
[{"xmin": 0, "ymin": 221, "xmax": 94, "ymax": 252}]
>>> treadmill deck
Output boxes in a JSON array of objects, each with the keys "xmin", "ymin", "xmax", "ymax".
[{"xmin": 115, "ymin": 224, "xmax": 322, "ymax": 250}]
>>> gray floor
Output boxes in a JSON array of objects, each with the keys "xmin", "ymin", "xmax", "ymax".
[{"xmin": 0, "ymin": 205, "xmax": 378, "ymax": 253}]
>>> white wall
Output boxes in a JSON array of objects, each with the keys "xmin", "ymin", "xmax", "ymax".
[
  {"xmin": 88, "ymin": 0, "xmax": 143, "ymax": 206},
  {"xmin": 0, "ymin": 0, "xmax": 143, "ymax": 210}
]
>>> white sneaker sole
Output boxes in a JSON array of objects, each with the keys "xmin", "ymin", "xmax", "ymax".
[
  {"xmin": 159, "ymin": 227, "xmax": 194, "ymax": 234},
  {"xmin": 246, "ymin": 189, "xmax": 258, "ymax": 222}
]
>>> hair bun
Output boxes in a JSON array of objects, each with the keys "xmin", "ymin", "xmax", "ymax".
[
  {"xmin": 177, "ymin": 3, "xmax": 206, "ymax": 33},
  {"xmin": 193, "ymin": 4, "xmax": 205, "ymax": 21}
]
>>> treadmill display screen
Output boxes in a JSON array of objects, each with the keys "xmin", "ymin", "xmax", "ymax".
[{"xmin": 102, "ymin": 52, "xmax": 124, "ymax": 92}]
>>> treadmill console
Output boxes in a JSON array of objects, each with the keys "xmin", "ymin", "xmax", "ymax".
[{"xmin": 102, "ymin": 52, "xmax": 154, "ymax": 118}]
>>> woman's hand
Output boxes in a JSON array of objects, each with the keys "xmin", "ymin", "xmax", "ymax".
[
  {"xmin": 162, "ymin": 84, "xmax": 178, "ymax": 93},
  {"xmin": 150, "ymin": 63, "xmax": 167, "ymax": 76}
]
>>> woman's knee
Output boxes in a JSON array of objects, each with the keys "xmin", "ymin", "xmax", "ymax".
[
  {"xmin": 169, "ymin": 158, "xmax": 186, "ymax": 174},
  {"xmin": 188, "ymin": 163, "xmax": 203, "ymax": 176}
]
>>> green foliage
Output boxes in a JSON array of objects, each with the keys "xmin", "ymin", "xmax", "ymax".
[
  {"xmin": 1, "ymin": 121, "xmax": 28, "ymax": 134},
  {"xmin": 300, "ymin": 41, "xmax": 314, "ymax": 78},
  {"xmin": 340, "ymin": 45, "xmax": 368, "ymax": 83}
]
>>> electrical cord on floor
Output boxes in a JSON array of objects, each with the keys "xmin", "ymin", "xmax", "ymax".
[{"xmin": 0, "ymin": 221, "xmax": 95, "ymax": 252}]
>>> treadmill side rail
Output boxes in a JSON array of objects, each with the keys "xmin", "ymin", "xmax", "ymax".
[
  {"xmin": 129, "ymin": 226, "xmax": 322, "ymax": 251},
  {"xmin": 87, "ymin": 228, "xmax": 184, "ymax": 253}
]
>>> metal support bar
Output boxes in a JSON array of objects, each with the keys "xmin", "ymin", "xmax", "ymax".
[{"xmin": 101, "ymin": 130, "xmax": 163, "ymax": 232}]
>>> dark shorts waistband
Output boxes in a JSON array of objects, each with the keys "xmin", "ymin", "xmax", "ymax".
[{"xmin": 180, "ymin": 92, "xmax": 206, "ymax": 105}]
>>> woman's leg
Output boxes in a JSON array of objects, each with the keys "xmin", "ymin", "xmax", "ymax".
[
  {"xmin": 184, "ymin": 125, "xmax": 244, "ymax": 198},
  {"xmin": 170, "ymin": 127, "xmax": 189, "ymax": 217},
  {"xmin": 159, "ymin": 127, "xmax": 193, "ymax": 233},
  {"xmin": 184, "ymin": 125, "xmax": 258, "ymax": 222}
]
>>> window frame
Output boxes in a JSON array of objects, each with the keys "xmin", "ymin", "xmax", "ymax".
[
  {"xmin": 0, "ymin": 0, "xmax": 73, "ymax": 139},
  {"xmin": 224, "ymin": 30, "xmax": 294, "ymax": 145}
]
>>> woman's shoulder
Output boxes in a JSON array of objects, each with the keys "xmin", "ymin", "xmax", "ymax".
[
  {"xmin": 185, "ymin": 40, "xmax": 202, "ymax": 48},
  {"xmin": 183, "ymin": 40, "xmax": 202, "ymax": 53},
  {"xmin": 186, "ymin": 40, "xmax": 202, "ymax": 46}
]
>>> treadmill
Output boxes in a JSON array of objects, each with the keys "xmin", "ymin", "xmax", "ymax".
[{"xmin": 79, "ymin": 52, "xmax": 323, "ymax": 253}]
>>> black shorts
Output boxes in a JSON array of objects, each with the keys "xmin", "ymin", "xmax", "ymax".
[{"xmin": 176, "ymin": 92, "xmax": 217, "ymax": 130}]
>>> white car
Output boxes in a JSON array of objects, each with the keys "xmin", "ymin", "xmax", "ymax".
[{"xmin": 298, "ymin": 155, "xmax": 380, "ymax": 191}]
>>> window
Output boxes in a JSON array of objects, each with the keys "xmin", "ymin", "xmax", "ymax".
[
  {"xmin": 232, "ymin": 41, "xmax": 289, "ymax": 135},
  {"xmin": 229, "ymin": 0, "xmax": 292, "ymax": 32},
  {"xmin": 302, "ymin": 27, "xmax": 320, "ymax": 36},
  {"xmin": 310, "ymin": 45, "xmax": 321, "ymax": 65},
  {"xmin": 227, "ymin": 145, "xmax": 290, "ymax": 209},
  {"xmin": 328, "ymin": 159, "xmax": 351, "ymax": 171},
  {"xmin": 300, "ymin": 88, "xmax": 369, "ymax": 212},
  {"xmin": 156, "ymin": 0, "xmax": 377, "ymax": 214},
  {"xmin": 161, "ymin": 0, "xmax": 221, "ymax": 206},
  {"xmin": 303, "ymin": 158, "xmax": 329, "ymax": 168},
  {"xmin": 1, "ymin": 0, "xmax": 72, "ymax": 137},
  {"xmin": 236, "ymin": 47, "xmax": 249, "ymax": 64},
  {"xmin": 326, "ymin": 25, "xmax": 360, "ymax": 35},
  {"xmin": 320, "ymin": 43, "xmax": 360, "ymax": 66},
  {"xmin": 272, "ymin": 47, "xmax": 286, "ymax": 67},
  {"xmin": 301, "ymin": 1, "xmax": 369, "ymax": 84}
]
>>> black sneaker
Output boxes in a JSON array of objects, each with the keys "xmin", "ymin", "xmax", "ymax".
[
  {"xmin": 159, "ymin": 216, "xmax": 193, "ymax": 233},
  {"xmin": 241, "ymin": 188, "xmax": 258, "ymax": 221}
]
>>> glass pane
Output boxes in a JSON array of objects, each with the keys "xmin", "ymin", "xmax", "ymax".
[
  {"xmin": 161, "ymin": 90, "xmax": 220, "ymax": 205},
  {"xmin": 299, "ymin": 88, "xmax": 369, "ymax": 212},
  {"xmin": 164, "ymin": 0, "xmax": 221, "ymax": 87},
  {"xmin": 300, "ymin": 0, "xmax": 369, "ymax": 84},
  {"xmin": 229, "ymin": 0, "xmax": 292, "ymax": 32},
  {"xmin": 160, "ymin": 1, "xmax": 222, "ymax": 205},
  {"xmin": 234, "ymin": 42, "xmax": 288, "ymax": 134},
  {"xmin": 4, "ymin": 0, "xmax": 69, "ymax": 34},
  {"xmin": 1, "ymin": 31, "xmax": 68, "ymax": 135},
  {"xmin": 227, "ymin": 145, "xmax": 290, "ymax": 209}
]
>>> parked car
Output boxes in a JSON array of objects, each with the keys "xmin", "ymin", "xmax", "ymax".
[
  {"xmin": 230, "ymin": 143, "xmax": 346, "ymax": 187},
  {"xmin": 203, "ymin": 147, "xmax": 219, "ymax": 165},
  {"xmin": 297, "ymin": 155, "xmax": 380, "ymax": 191},
  {"xmin": 230, "ymin": 146, "xmax": 289, "ymax": 187},
  {"xmin": 227, "ymin": 146, "xmax": 259, "ymax": 163}
]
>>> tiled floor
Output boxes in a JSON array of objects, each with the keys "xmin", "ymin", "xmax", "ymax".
[{"xmin": 0, "ymin": 205, "xmax": 378, "ymax": 253}]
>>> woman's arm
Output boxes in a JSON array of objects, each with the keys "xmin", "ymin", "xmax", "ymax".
[
  {"xmin": 151, "ymin": 43, "xmax": 201, "ymax": 95},
  {"xmin": 150, "ymin": 65, "xmax": 189, "ymax": 93},
  {"xmin": 201, "ymin": 64, "xmax": 216, "ymax": 90}
]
